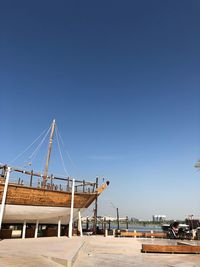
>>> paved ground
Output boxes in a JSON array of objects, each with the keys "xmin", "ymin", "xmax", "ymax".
[
  {"xmin": 0, "ymin": 236, "xmax": 84, "ymax": 267},
  {"xmin": 1, "ymin": 236, "xmax": 200, "ymax": 267},
  {"xmin": 74, "ymin": 237, "xmax": 200, "ymax": 267}
]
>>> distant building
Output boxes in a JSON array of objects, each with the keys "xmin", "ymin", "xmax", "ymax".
[{"xmin": 152, "ymin": 215, "xmax": 166, "ymax": 222}]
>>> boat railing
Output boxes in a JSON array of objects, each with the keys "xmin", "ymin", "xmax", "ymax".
[{"xmin": 0, "ymin": 165, "xmax": 97, "ymax": 193}]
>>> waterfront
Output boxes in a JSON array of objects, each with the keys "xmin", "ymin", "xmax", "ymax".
[{"xmin": 83, "ymin": 221, "xmax": 163, "ymax": 233}]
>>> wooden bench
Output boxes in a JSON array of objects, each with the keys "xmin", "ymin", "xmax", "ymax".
[
  {"xmin": 120, "ymin": 231, "xmax": 144, "ymax": 238},
  {"xmin": 141, "ymin": 244, "xmax": 200, "ymax": 254}
]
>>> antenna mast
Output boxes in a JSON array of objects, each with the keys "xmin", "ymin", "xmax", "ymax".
[{"xmin": 43, "ymin": 119, "xmax": 56, "ymax": 187}]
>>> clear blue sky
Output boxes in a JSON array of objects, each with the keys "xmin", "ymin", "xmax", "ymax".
[{"xmin": 1, "ymin": 0, "xmax": 200, "ymax": 220}]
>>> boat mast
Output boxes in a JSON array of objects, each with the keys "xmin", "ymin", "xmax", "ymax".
[{"xmin": 43, "ymin": 119, "xmax": 56, "ymax": 187}]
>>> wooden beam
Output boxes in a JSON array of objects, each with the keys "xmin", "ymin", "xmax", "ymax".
[
  {"xmin": 141, "ymin": 244, "xmax": 200, "ymax": 254},
  {"xmin": 96, "ymin": 181, "xmax": 110, "ymax": 194},
  {"xmin": 0, "ymin": 165, "xmax": 95, "ymax": 185}
]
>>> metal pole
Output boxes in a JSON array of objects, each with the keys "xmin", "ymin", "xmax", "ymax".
[
  {"xmin": 108, "ymin": 220, "xmax": 111, "ymax": 231},
  {"xmin": 58, "ymin": 218, "xmax": 61, "ymax": 238},
  {"xmin": 117, "ymin": 208, "xmax": 120, "ymax": 230},
  {"xmin": 68, "ymin": 179, "xmax": 75, "ymax": 238},
  {"xmin": 34, "ymin": 220, "xmax": 39, "ymax": 238},
  {"xmin": 86, "ymin": 216, "xmax": 89, "ymax": 230},
  {"xmin": 126, "ymin": 216, "xmax": 129, "ymax": 230},
  {"xmin": 22, "ymin": 220, "xmax": 26, "ymax": 239},
  {"xmin": 78, "ymin": 210, "xmax": 83, "ymax": 237},
  {"xmin": 104, "ymin": 217, "xmax": 106, "ymax": 232},
  {"xmin": 93, "ymin": 177, "xmax": 98, "ymax": 234},
  {"xmin": 0, "ymin": 166, "xmax": 11, "ymax": 230},
  {"xmin": 30, "ymin": 170, "xmax": 33, "ymax": 187}
]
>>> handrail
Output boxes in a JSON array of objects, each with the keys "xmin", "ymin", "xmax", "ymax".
[
  {"xmin": 0, "ymin": 164, "xmax": 96, "ymax": 186},
  {"xmin": 0, "ymin": 164, "xmax": 99, "ymax": 193}
]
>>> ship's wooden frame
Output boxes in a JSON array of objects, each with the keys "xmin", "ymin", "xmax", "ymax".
[
  {"xmin": 0, "ymin": 120, "xmax": 109, "ymax": 226},
  {"xmin": 0, "ymin": 165, "xmax": 108, "ymax": 209},
  {"xmin": 0, "ymin": 165, "xmax": 109, "ymax": 224}
]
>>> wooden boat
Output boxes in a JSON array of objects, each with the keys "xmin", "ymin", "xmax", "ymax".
[{"xmin": 0, "ymin": 120, "xmax": 109, "ymax": 225}]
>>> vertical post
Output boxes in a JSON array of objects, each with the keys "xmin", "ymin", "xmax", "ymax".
[
  {"xmin": 30, "ymin": 170, "xmax": 33, "ymax": 187},
  {"xmin": 103, "ymin": 217, "xmax": 106, "ymax": 231},
  {"xmin": 1, "ymin": 166, "xmax": 5, "ymax": 177},
  {"xmin": 34, "ymin": 220, "xmax": 39, "ymax": 238},
  {"xmin": 22, "ymin": 221, "xmax": 26, "ymax": 239},
  {"xmin": 134, "ymin": 229, "xmax": 137, "ymax": 238},
  {"xmin": 104, "ymin": 229, "xmax": 108, "ymax": 237},
  {"xmin": 0, "ymin": 166, "xmax": 11, "ymax": 230},
  {"xmin": 113, "ymin": 229, "xmax": 116, "ymax": 236},
  {"xmin": 117, "ymin": 208, "xmax": 120, "ymax": 230},
  {"xmin": 78, "ymin": 210, "xmax": 83, "ymax": 237},
  {"xmin": 86, "ymin": 216, "xmax": 89, "ymax": 230},
  {"xmin": 68, "ymin": 179, "xmax": 75, "ymax": 238},
  {"xmin": 58, "ymin": 218, "xmax": 61, "ymax": 237},
  {"xmin": 104, "ymin": 217, "xmax": 107, "ymax": 237},
  {"xmin": 126, "ymin": 216, "xmax": 129, "ymax": 230},
  {"xmin": 108, "ymin": 220, "xmax": 111, "ymax": 231},
  {"xmin": 50, "ymin": 174, "xmax": 53, "ymax": 189},
  {"xmin": 43, "ymin": 119, "xmax": 56, "ymax": 187},
  {"xmin": 67, "ymin": 177, "xmax": 70, "ymax": 191},
  {"xmin": 151, "ymin": 230, "xmax": 153, "ymax": 238},
  {"xmin": 93, "ymin": 177, "xmax": 98, "ymax": 234}
]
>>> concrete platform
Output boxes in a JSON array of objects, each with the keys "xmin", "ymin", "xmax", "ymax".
[
  {"xmin": 0, "ymin": 236, "xmax": 85, "ymax": 267},
  {"xmin": 74, "ymin": 237, "xmax": 200, "ymax": 267},
  {"xmin": 0, "ymin": 236, "xmax": 200, "ymax": 267}
]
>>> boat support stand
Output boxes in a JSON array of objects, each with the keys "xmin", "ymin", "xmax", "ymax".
[{"xmin": 0, "ymin": 167, "xmax": 11, "ymax": 230}]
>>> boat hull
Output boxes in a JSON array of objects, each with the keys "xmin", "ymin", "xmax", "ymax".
[
  {"xmin": 0, "ymin": 183, "xmax": 97, "ymax": 209},
  {"xmin": 1, "ymin": 204, "xmax": 86, "ymax": 224},
  {"xmin": 0, "ymin": 170, "xmax": 109, "ymax": 225}
]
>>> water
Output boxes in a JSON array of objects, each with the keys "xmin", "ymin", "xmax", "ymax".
[{"xmin": 83, "ymin": 222, "xmax": 162, "ymax": 232}]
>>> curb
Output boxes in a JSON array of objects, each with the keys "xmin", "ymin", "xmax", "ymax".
[{"xmin": 44, "ymin": 241, "xmax": 85, "ymax": 267}]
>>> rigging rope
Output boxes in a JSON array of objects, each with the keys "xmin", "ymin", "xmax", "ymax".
[
  {"xmin": 55, "ymin": 127, "xmax": 70, "ymax": 176},
  {"xmin": 27, "ymin": 125, "xmax": 51, "ymax": 164},
  {"xmin": 56, "ymin": 126, "xmax": 80, "ymax": 173},
  {"xmin": 10, "ymin": 128, "xmax": 47, "ymax": 165}
]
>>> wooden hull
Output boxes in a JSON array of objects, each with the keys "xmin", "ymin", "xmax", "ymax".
[
  {"xmin": 0, "ymin": 171, "xmax": 109, "ymax": 224},
  {"xmin": 0, "ymin": 183, "xmax": 105, "ymax": 224},
  {"xmin": 0, "ymin": 183, "xmax": 97, "ymax": 209}
]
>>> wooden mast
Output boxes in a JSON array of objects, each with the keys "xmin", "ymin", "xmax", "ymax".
[{"xmin": 43, "ymin": 119, "xmax": 56, "ymax": 187}]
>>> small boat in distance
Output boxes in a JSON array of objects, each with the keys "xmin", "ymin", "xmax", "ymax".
[
  {"xmin": 161, "ymin": 223, "xmax": 189, "ymax": 232},
  {"xmin": 0, "ymin": 120, "xmax": 109, "ymax": 226}
]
